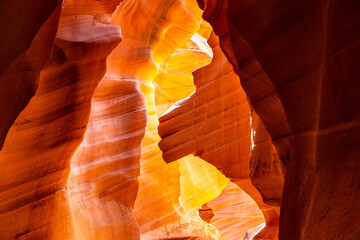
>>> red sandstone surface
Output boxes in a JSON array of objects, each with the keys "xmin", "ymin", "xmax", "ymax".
[{"xmin": 0, "ymin": 0, "xmax": 359, "ymax": 240}]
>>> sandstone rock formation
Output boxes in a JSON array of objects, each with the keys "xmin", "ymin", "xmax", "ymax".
[
  {"xmin": 197, "ymin": 0, "xmax": 360, "ymax": 239},
  {"xmin": 0, "ymin": 1, "xmax": 122, "ymax": 238},
  {"xmin": 0, "ymin": 0, "xmax": 359, "ymax": 239},
  {"xmin": 68, "ymin": 78, "xmax": 145, "ymax": 239},
  {"xmin": 106, "ymin": 1, "xmax": 227, "ymax": 239},
  {"xmin": 159, "ymin": 33, "xmax": 278, "ymax": 239},
  {"xmin": 0, "ymin": 0, "xmax": 245, "ymax": 238}
]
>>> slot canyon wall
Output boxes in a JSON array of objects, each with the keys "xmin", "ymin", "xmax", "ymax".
[
  {"xmin": 0, "ymin": 0, "xmax": 359, "ymax": 240},
  {"xmin": 194, "ymin": 0, "xmax": 360, "ymax": 239}
]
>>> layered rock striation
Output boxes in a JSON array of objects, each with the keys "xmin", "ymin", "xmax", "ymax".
[
  {"xmin": 0, "ymin": 0, "xmax": 122, "ymax": 238},
  {"xmin": 159, "ymin": 32, "xmax": 278, "ymax": 239},
  {"xmin": 197, "ymin": 0, "xmax": 360, "ymax": 239},
  {"xmin": 0, "ymin": 0, "xmax": 359, "ymax": 239}
]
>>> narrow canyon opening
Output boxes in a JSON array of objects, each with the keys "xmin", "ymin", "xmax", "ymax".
[{"xmin": 64, "ymin": 1, "xmax": 270, "ymax": 239}]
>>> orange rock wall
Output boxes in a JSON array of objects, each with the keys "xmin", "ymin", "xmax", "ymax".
[
  {"xmin": 0, "ymin": 0, "xmax": 237, "ymax": 239},
  {"xmin": 159, "ymin": 32, "xmax": 279, "ymax": 239},
  {"xmin": 198, "ymin": 0, "xmax": 360, "ymax": 239},
  {"xmin": 68, "ymin": 79, "xmax": 145, "ymax": 239},
  {"xmin": 0, "ymin": 1, "xmax": 122, "ymax": 239},
  {"xmin": 0, "ymin": 0, "xmax": 359, "ymax": 239},
  {"xmin": 158, "ymin": 33, "xmax": 251, "ymax": 178},
  {"xmin": 150, "ymin": 26, "xmax": 234, "ymax": 239}
]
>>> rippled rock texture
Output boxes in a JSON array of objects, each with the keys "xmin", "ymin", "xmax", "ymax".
[{"xmin": 0, "ymin": 0, "xmax": 359, "ymax": 239}]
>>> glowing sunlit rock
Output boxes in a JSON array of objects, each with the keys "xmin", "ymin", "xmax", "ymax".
[
  {"xmin": 68, "ymin": 78, "xmax": 145, "ymax": 240},
  {"xmin": 107, "ymin": 1, "xmax": 225, "ymax": 239},
  {"xmin": 159, "ymin": 32, "xmax": 278, "ymax": 239},
  {"xmin": 1, "ymin": 0, "xmax": 358, "ymax": 239}
]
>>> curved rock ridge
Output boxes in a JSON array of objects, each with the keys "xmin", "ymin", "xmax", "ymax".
[
  {"xmin": 153, "ymin": 21, "xmax": 239, "ymax": 239},
  {"xmin": 154, "ymin": 21, "xmax": 213, "ymax": 116},
  {"xmin": 0, "ymin": 0, "xmax": 122, "ymax": 239},
  {"xmin": 159, "ymin": 32, "xmax": 278, "ymax": 239},
  {"xmin": 153, "ymin": 30, "xmax": 267, "ymax": 240},
  {"xmin": 158, "ymin": 32, "xmax": 251, "ymax": 177},
  {"xmin": 153, "ymin": 20, "xmax": 265, "ymax": 240},
  {"xmin": 197, "ymin": 0, "xmax": 360, "ymax": 239}
]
